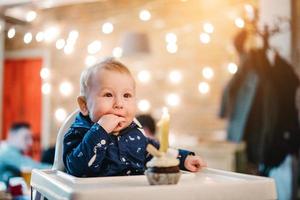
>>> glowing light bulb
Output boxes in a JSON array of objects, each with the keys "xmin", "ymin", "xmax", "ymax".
[
  {"xmin": 166, "ymin": 93, "xmax": 180, "ymax": 107},
  {"xmin": 68, "ymin": 30, "xmax": 79, "ymax": 40},
  {"xmin": 112, "ymin": 47, "xmax": 123, "ymax": 58},
  {"xmin": 138, "ymin": 99, "xmax": 151, "ymax": 112},
  {"xmin": 44, "ymin": 26, "xmax": 59, "ymax": 42},
  {"xmin": 202, "ymin": 67, "xmax": 214, "ymax": 79},
  {"xmin": 165, "ymin": 33, "xmax": 177, "ymax": 43},
  {"xmin": 169, "ymin": 70, "xmax": 182, "ymax": 84},
  {"xmin": 64, "ymin": 45, "xmax": 74, "ymax": 55},
  {"xmin": 199, "ymin": 33, "xmax": 210, "ymax": 44},
  {"xmin": 42, "ymin": 83, "xmax": 51, "ymax": 95},
  {"xmin": 166, "ymin": 43, "xmax": 178, "ymax": 54},
  {"xmin": 55, "ymin": 108, "xmax": 67, "ymax": 122},
  {"xmin": 85, "ymin": 55, "xmax": 97, "ymax": 67},
  {"xmin": 24, "ymin": 32, "xmax": 33, "ymax": 44},
  {"xmin": 26, "ymin": 10, "xmax": 37, "ymax": 22},
  {"xmin": 227, "ymin": 62, "xmax": 238, "ymax": 74},
  {"xmin": 56, "ymin": 39, "xmax": 65, "ymax": 50},
  {"xmin": 203, "ymin": 22, "xmax": 214, "ymax": 34},
  {"xmin": 40, "ymin": 68, "xmax": 50, "ymax": 80},
  {"xmin": 59, "ymin": 81, "xmax": 73, "ymax": 96},
  {"xmin": 35, "ymin": 31, "xmax": 45, "ymax": 42},
  {"xmin": 235, "ymin": 18, "xmax": 245, "ymax": 28},
  {"xmin": 8, "ymin": 28, "xmax": 16, "ymax": 39},
  {"xmin": 102, "ymin": 22, "xmax": 114, "ymax": 34},
  {"xmin": 139, "ymin": 10, "xmax": 151, "ymax": 21},
  {"xmin": 88, "ymin": 40, "xmax": 102, "ymax": 54},
  {"xmin": 198, "ymin": 82, "xmax": 210, "ymax": 94},
  {"xmin": 137, "ymin": 70, "xmax": 151, "ymax": 83}
]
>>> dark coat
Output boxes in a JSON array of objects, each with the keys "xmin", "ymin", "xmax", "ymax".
[{"xmin": 220, "ymin": 49, "xmax": 300, "ymax": 168}]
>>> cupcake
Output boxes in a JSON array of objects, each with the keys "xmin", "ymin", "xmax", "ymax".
[{"xmin": 145, "ymin": 145, "xmax": 181, "ymax": 185}]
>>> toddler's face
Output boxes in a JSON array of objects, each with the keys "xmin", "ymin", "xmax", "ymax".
[{"xmin": 86, "ymin": 69, "xmax": 136, "ymax": 132}]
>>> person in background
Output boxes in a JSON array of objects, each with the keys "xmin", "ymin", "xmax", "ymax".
[
  {"xmin": 136, "ymin": 114, "xmax": 157, "ymax": 141},
  {"xmin": 63, "ymin": 58, "xmax": 207, "ymax": 177},
  {"xmin": 0, "ymin": 123, "xmax": 51, "ymax": 184}
]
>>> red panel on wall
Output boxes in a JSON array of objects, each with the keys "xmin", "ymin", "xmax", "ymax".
[{"xmin": 2, "ymin": 58, "xmax": 42, "ymax": 160}]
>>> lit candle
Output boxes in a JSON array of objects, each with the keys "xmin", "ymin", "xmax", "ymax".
[{"xmin": 158, "ymin": 107, "xmax": 170, "ymax": 153}]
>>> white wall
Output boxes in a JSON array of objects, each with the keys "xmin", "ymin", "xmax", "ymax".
[{"xmin": 259, "ymin": 0, "xmax": 291, "ymax": 61}]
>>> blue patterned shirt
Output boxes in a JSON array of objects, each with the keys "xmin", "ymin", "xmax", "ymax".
[{"xmin": 63, "ymin": 113, "xmax": 193, "ymax": 177}]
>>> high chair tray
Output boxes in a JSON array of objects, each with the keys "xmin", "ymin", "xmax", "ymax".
[{"xmin": 31, "ymin": 168, "xmax": 276, "ymax": 200}]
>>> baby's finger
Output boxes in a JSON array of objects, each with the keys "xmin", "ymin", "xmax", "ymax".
[{"xmin": 188, "ymin": 164, "xmax": 199, "ymax": 172}]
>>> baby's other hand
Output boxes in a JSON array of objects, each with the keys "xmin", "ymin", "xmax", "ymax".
[
  {"xmin": 98, "ymin": 114, "xmax": 125, "ymax": 133},
  {"xmin": 184, "ymin": 155, "xmax": 207, "ymax": 172}
]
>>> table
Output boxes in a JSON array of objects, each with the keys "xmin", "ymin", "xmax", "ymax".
[{"xmin": 31, "ymin": 168, "xmax": 276, "ymax": 200}]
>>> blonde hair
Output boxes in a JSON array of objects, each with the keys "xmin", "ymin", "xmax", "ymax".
[{"xmin": 80, "ymin": 57, "xmax": 134, "ymax": 97}]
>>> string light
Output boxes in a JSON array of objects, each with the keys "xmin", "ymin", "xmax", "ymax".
[
  {"xmin": 44, "ymin": 26, "xmax": 60, "ymax": 42},
  {"xmin": 165, "ymin": 32, "xmax": 177, "ymax": 44},
  {"xmin": 198, "ymin": 82, "xmax": 210, "ymax": 94},
  {"xmin": 59, "ymin": 81, "xmax": 73, "ymax": 96},
  {"xmin": 199, "ymin": 33, "xmax": 210, "ymax": 44},
  {"xmin": 55, "ymin": 108, "xmax": 67, "ymax": 122},
  {"xmin": 227, "ymin": 62, "xmax": 238, "ymax": 74},
  {"xmin": 138, "ymin": 99, "xmax": 151, "ymax": 112},
  {"xmin": 203, "ymin": 22, "xmax": 214, "ymax": 34},
  {"xmin": 42, "ymin": 83, "xmax": 51, "ymax": 95},
  {"xmin": 112, "ymin": 47, "xmax": 123, "ymax": 58},
  {"xmin": 68, "ymin": 30, "xmax": 79, "ymax": 40},
  {"xmin": 26, "ymin": 10, "xmax": 37, "ymax": 22},
  {"xmin": 235, "ymin": 18, "xmax": 245, "ymax": 28},
  {"xmin": 85, "ymin": 55, "xmax": 97, "ymax": 67},
  {"xmin": 35, "ymin": 31, "xmax": 45, "ymax": 42},
  {"xmin": 102, "ymin": 22, "xmax": 114, "ymax": 34},
  {"xmin": 40, "ymin": 68, "xmax": 50, "ymax": 80},
  {"xmin": 169, "ymin": 70, "xmax": 182, "ymax": 84},
  {"xmin": 166, "ymin": 93, "xmax": 180, "ymax": 106},
  {"xmin": 56, "ymin": 39, "xmax": 65, "ymax": 50},
  {"xmin": 166, "ymin": 43, "xmax": 178, "ymax": 54},
  {"xmin": 64, "ymin": 44, "xmax": 74, "ymax": 55},
  {"xmin": 24, "ymin": 32, "xmax": 33, "ymax": 44},
  {"xmin": 139, "ymin": 9, "xmax": 151, "ymax": 21},
  {"xmin": 87, "ymin": 40, "xmax": 102, "ymax": 54},
  {"xmin": 202, "ymin": 66, "xmax": 214, "ymax": 80},
  {"xmin": 137, "ymin": 70, "xmax": 151, "ymax": 83},
  {"xmin": 8, "ymin": 28, "xmax": 16, "ymax": 39}
]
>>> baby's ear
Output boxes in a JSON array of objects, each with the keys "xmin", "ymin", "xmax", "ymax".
[{"xmin": 77, "ymin": 96, "xmax": 89, "ymax": 116}]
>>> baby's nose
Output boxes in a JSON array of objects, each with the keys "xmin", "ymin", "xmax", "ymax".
[{"xmin": 114, "ymin": 97, "xmax": 124, "ymax": 109}]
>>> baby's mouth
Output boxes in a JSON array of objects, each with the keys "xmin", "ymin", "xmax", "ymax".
[{"xmin": 115, "ymin": 113, "xmax": 125, "ymax": 118}]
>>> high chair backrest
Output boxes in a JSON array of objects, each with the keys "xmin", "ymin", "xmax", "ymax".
[{"xmin": 52, "ymin": 109, "xmax": 79, "ymax": 171}]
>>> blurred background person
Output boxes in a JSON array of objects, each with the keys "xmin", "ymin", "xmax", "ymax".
[
  {"xmin": 0, "ymin": 122, "xmax": 51, "ymax": 184},
  {"xmin": 136, "ymin": 114, "xmax": 157, "ymax": 141}
]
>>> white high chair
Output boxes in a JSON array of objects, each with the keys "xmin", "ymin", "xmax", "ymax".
[
  {"xmin": 52, "ymin": 109, "xmax": 79, "ymax": 171},
  {"xmin": 51, "ymin": 109, "xmax": 144, "ymax": 171}
]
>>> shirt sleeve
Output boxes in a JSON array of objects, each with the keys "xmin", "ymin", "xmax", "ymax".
[
  {"xmin": 144, "ymin": 138, "xmax": 195, "ymax": 171},
  {"xmin": 63, "ymin": 123, "xmax": 110, "ymax": 177},
  {"xmin": 177, "ymin": 149, "xmax": 195, "ymax": 171}
]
